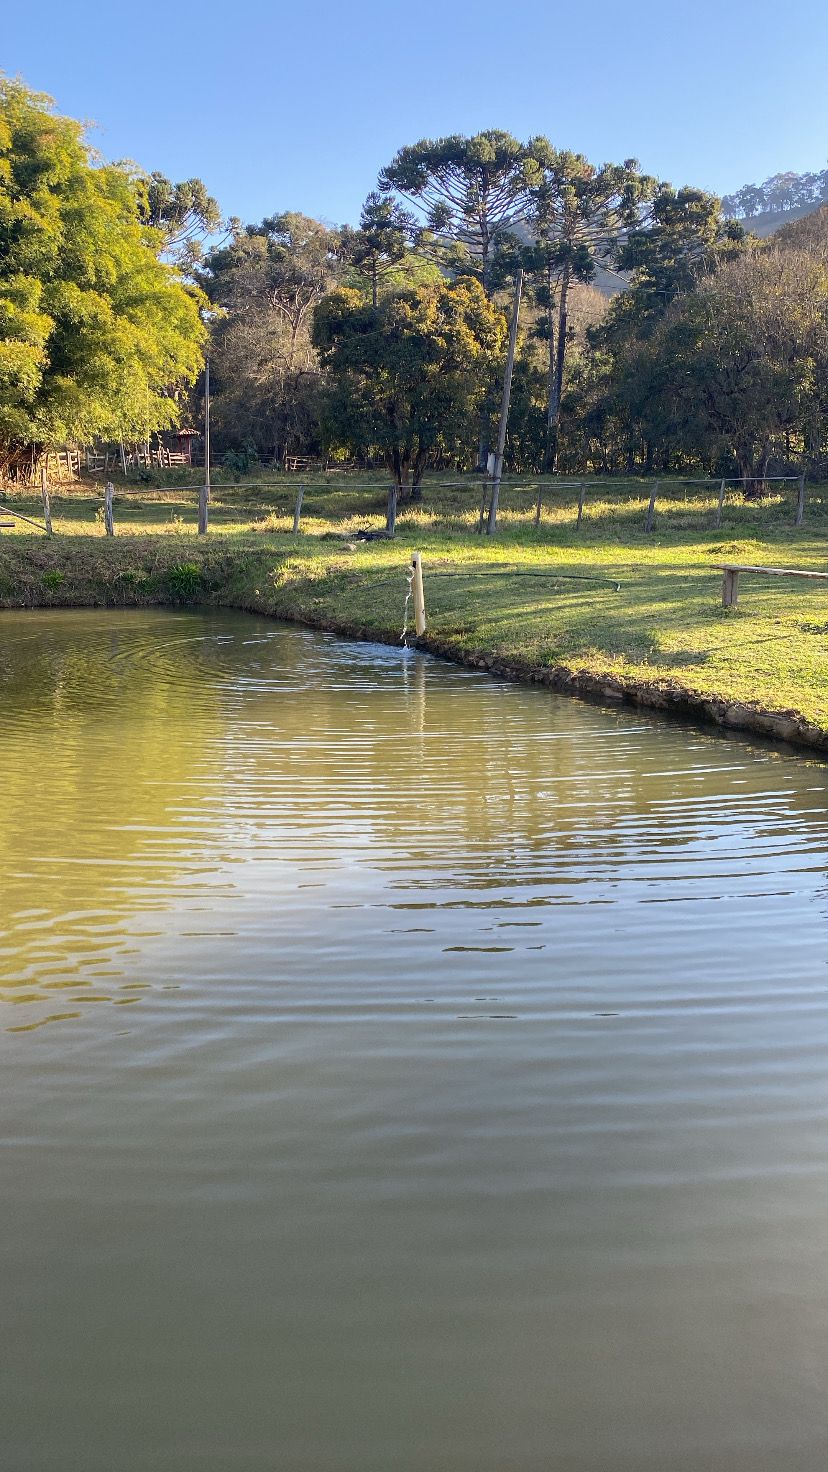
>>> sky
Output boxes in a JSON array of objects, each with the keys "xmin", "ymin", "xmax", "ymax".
[{"xmin": 4, "ymin": 0, "xmax": 828, "ymax": 227}]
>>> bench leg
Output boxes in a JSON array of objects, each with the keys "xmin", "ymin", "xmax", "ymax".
[{"xmin": 722, "ymin": 569, "xmax": 739, "ymax": 607}]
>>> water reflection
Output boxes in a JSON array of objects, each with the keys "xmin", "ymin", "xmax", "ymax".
[{"xmin": 2, "ymin": 609, "xmax": 828, "ymax": 1471}]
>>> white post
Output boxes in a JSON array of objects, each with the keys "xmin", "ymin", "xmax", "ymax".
[
  {"xmin": 198, "ymin": 357, "xmax": 210, "ymax": 535},
  {"xmin": 411, "ymin": 552, "xmax": 426, "ymax": 635},
  {"xmin": 204, "ymin": 357, "xmax": 211, "ymax": 505}
]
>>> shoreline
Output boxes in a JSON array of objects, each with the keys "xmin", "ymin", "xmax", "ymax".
[
  {"xmin": 295, "ymin": 612, "xmax": 828, "ymax": 757},
  {"xmin": 2, "ymin": 534, "xmax": 826, "ymax": 759}
]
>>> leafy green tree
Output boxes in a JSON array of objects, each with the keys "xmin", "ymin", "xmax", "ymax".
[
  {"xmin": 632, "ymin": 247, "xmax": 828, "ymax": 487},
  {"xmin": 584, "ymin": 188, "xmax": 746, "ymax": 471},
  {"xmin": 524, "ymin": 141, "xmax": 656, "ymax": 470},
  {"xmin": 313, "ymin": 278, "xmax": 506, "ymax": 527},
  {"xmin": 615, "ymin": 185, "xmax": 743, "ymax": 324},
  {"xmin": 0, "ymin": 78, "xmax": 206, "ymax": 476},
  {"xmin": 340, "ymin": 192, "xmax": 414, "ymax": 306},
  {"xmin": 201, "ymin": 211, "xmax": 340, "ymax": 462}
]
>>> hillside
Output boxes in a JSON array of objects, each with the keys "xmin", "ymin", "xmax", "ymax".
[
  {"xmin": 772, "ymin": 201, "xmax": 828, "ymax": 252},
  {"xmin": 723, "ymin": 166, "xmax": 828, "ymax": 237}
]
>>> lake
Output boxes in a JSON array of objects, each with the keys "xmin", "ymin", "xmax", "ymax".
[{"xmin": 2, "ymin": 608, "xmax": 828, "ymax": 1472}]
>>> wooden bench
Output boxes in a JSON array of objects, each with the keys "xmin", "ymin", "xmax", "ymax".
[{"xmin": 717, "ymin": 563, "xmax": 828, "ymax": 607}]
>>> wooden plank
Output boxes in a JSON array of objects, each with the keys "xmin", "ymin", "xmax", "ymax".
[
  {"xmin": 715, "ymin": 564, "xmax": 828, "ymax": 579},
  {"xmin": 0, "ymin": 503, "xmax": 47, "ymax": 531}
]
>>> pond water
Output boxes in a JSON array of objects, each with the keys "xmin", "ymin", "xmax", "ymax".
[{"xmin": 2, "ymin": 608, "xmax": 828, "ymax": 1472}]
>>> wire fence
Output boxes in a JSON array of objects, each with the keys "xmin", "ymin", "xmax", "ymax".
[{"xmin": 0, "ymin": 472, "xmax": 821, "ymax": 539}]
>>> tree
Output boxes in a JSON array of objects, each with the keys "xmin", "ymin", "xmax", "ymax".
[
  {"xmin": 134, "ymin": 171, "xmax": 222, "ymax": 271},
  {"xmin": 524, "ymin": 142, "xmax": 656, "ymax": 470},
  {"xmin": 580, "ymin": 187, "xmax": 744, "ymax": 473},
  {"xmin": 339, "ymin": 192, "xmax": 414, "ymax": 306},
  {"xmin": 313, "ymin": 278, "xmax": 506, "ymax": 528},
  {"xmin": 379, "ymin": 131, "xmax": 536, "ymax": 465},
  {"xmin": 616, "ymin": 185, "xmax": 742, "ymax": 316},
  {"xmin": 0, "ymin": 78, "xmax": 206, "ymax": 477},
  {"xmin": 206, "ymin": 212, "xmax": 340, "ymax": 368},
  {"xmin": 636, "ymin": 247, "xmax": 828, "ymax": 488},
  {"xmin": 379, "ymin": 131, "xmax": 537, "ymax": 292},
  {"xmin": 201, "ymin": 213, "xmax": 341, "ymax": 463}
]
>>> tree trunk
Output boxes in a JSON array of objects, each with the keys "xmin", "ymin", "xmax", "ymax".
[
  {"xmin": 547, "ymin": 265, "xmax": 570, "ymax": 475},
  {"xmin": 739, "ymin": 444, "xmax": 770, "ymax": 500},
  {"xmin": 410, "ymin": 449, "xmax": 427, "ymax": 501},
  {"xmin": 542, "ymin": 276, "xmax": 556, "ymax": 474}
]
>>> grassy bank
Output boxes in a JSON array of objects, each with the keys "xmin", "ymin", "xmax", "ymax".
[{"xmin": 2, "ymin": 475, "xmax": 828, "ymax": 753}]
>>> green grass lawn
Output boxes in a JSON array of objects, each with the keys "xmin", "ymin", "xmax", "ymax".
[{"xmin": 2, "ymin": 471, "xmax": 827, "ymax": 741}]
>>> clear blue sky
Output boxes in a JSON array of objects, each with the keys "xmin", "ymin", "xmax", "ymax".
[{"xmin": 5, "ymin": 0, "xmax": 827, "ymax": 226}]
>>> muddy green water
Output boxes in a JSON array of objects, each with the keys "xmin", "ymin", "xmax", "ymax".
[{"xmin": 2, "ymin": 609, "xmax": 828, "ymax": 1472}]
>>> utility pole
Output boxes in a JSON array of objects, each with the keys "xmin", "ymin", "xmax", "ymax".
[
  {"xmin": 486, "ymin": 268, "xmax": 523, "ymax": 535},
  {"xmin": 198, "ymin": 357, "xmax": 210, "ymax": 535}
]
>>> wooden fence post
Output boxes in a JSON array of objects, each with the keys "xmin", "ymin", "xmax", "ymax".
[
  {"xmin": 411, "ymin": 552, "xmax": 426, "ymax": 635},
  {"xmin": 795, "ymin": 473, "xmax": 806, "ymax": 527},
  {"xmin": 714, "ymin": 477, "xmax": 726, "ymax": 529},
  {"xmin": 644, "ymin": 480, "xmax": 660, "ymax": 533},
  {"xmin": 534, "ymin": 483, "xmax": 543, "ymax": 526},
  {"xmin": 103, "ymin": 482, "xmax": 115, "ymax": 536},
  {"xmin": 40, "ymin": 465, "xmax": 53, "ymax": 536},
  {"xmin": 292, "ymin": 484, "xmax": 304, "ymax": 533},
  {"xmin": 575, "ymin": 481, "xmax": 586, "ymax": 530},
  {"xmin": 386, "ymin": 484, "xmax": 397, "ymax": 535},
  {"xmin": 198, "ymin": 484, "xmax": 209, "ymax": 535}
]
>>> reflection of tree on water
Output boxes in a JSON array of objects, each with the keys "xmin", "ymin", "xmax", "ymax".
[
  {"xmin": 3, "ymin": 611, "xmax": 826, "ymax": 1032},
  {"xmin": 0, "ymin": 612, "xmax": 229, "ymax": 1017},
  {"xmin": 220, "ymin": 630, "xmax": 828, "ymax": 909}
]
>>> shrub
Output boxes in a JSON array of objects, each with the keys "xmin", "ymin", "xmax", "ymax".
[{"xmin": 166, "ymin": 562, "xmax": 204, "ymax": 602}]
